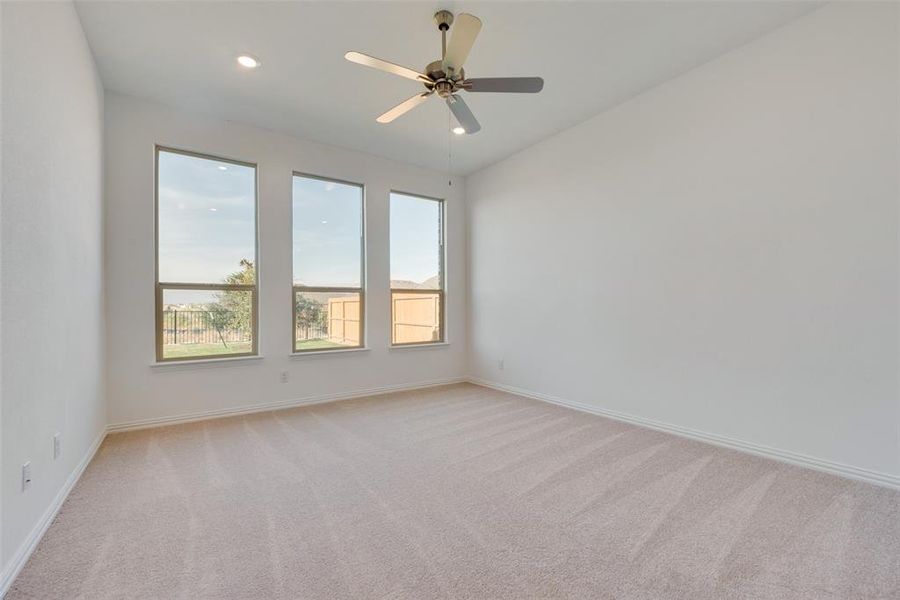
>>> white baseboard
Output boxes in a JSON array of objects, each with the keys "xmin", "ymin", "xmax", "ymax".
[
  {"xmin": 4, "ymin": 375, "xmax": 893, "ymax": 598},
  {"xmin": 468, "ymin": 377, "xmax": 900, "ymax": 490},
  {"xmin": 107, "ymin": 377, "xmax": 467, "ymax": 433},
  {"xmin": 0, "ymin": 427, "xmax": 107, "ymax": 598}
]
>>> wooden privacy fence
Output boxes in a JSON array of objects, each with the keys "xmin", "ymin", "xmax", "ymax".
[
  {"xmin": 317, "ymin": 293, "xmax": 439, "ymax": 345},
  {"xmin": 327, "ymin": 296, "xmax": 361, "ymax": 345},
  {"xmin": 391, "ymin": 292, "xmax": 440, "ymax": 344}
]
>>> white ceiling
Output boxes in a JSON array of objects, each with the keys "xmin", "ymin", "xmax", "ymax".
[{"xmin": 74, "ymin": 1, "xmax": 817, "ymax": 175}]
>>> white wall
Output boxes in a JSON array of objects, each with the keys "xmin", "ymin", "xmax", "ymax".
[
  {"xmin": 104, "ymin": 93, "xmax": 466, "ymax": 427},
  {"xmin": 1, "ymin": 0, "xmax": 106, "ymax": 580},
  {"xmin": 466, "ymin": 3, "xmax": 900, "ymax": 480}
]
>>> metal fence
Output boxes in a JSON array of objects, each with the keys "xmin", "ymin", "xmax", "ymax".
[
  {"xmin": 162, "ymin": 310, "xmax": 251, "ymax": 346},
  {"xmin": 295, "ymin": 322, "xmax": 328, "ymax": 341}
]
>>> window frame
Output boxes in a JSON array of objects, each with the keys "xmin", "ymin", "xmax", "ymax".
[
  {"xmin": 154, "ymin": 145, "xmax": 260, "ymax": 363},
  {"xmin": 389, "ymin": 190, "xmax": 446, "ymax": 347},
  {"xmin": 291, "ymin": 171, "xmax": 367, "ymax": 354}
]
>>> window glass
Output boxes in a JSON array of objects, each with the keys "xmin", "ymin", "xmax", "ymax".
[
  {"xmin": 292, "ymin": 176, "xmax": 363, "ymax": 287},
  {"xmin": 390, "ymin": 192, "xmax": 444, "ymax": 344},
  {"xmin": 156, "ymin": 148, "xmax": 257, "ymax": 361},
  {"xmin": 158, "ymin": 150, "xmax": 256, "ymax": 284},
  {"xmin": 293, "ymin": 174, "xmax": 365, "ymax": 352}
]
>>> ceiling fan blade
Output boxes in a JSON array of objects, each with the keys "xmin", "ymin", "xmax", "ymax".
[
  {"xmin": 464, "ymin": 77, "xmax": 544, "ymax": 93},
  {"xmin": 345, "ymin": 51, "xmax": 431, "ymax": 84},
  {"xmin": 377, "ymin": 92, "xmax": 433, "ymax": 123},
  {"xmin": 446, "ymin": 95, "xmax": 481, "ymax": 134},
  {"xmin": 442, "ymin": 13, "xmax": 482, "ymax": 76}
]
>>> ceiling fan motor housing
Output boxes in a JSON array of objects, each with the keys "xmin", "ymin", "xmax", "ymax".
[{"xmin": 425, "ymin": 60, "xmax": 465, "ymax": 97}]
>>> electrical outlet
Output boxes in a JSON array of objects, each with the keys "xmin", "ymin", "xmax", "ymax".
[
  {"xmin": 53, "ymin": 433, "xmax": 61, "ymax": 460},
  {"xmin": 280, "ymin": 371, "xmax": 289, "ymax": 384},
  {"xmin": 22, "ymin": 462, "xmax": 32, "ymax": 492}
]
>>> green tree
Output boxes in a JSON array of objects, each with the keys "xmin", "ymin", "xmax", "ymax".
[
  {"xmin": 216, "ymin": 259, "xmax": 254, "ymax": 333},
  {"xmin": 201, "ymin": 260, "xmax": 255, "ymax": 347},
  {"xmin": 203, "ymin": 302, "xmax": 234, "ymax": 348},
  {"xmin": 295, "ymin": 295, "xmax": 326, "ymax": 335}
]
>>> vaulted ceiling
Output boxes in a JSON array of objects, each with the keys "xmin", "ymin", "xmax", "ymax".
[{"xmin": 74, "ymin": 1, "xmax": 817, "ymax": 174}]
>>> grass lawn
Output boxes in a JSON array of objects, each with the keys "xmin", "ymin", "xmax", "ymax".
[
  {"xmin": 295, "ymin": 338, "xmax": 353, "ymax": 351},
  {"xmin": 162, "ymin": 338, "xmax": 353, "ymax": 357},
  {"xmin": 162, "ymin": 341, "xmax": 253, "ymax": 359}
]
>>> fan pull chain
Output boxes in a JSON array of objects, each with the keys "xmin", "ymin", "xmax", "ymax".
[{"xmin": 447, "ymin": 106, "xmax": 453, "ymax": 187}]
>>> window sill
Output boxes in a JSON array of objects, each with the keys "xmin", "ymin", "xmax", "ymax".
[
  {"xmin": 150, "ymin": 355, "xmax": 264, "ymax": 371},
  {"xmin": 290, "ymin": 347, "xmax": 370, "ymax": 359},
  {"xmin": 389, "ymin": 342, "xmax": 450, "ymax": 350}
]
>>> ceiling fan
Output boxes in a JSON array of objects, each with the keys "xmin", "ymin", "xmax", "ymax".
[{"xmin": 345, "ymin": 10, "xmax": 544, "ymax": 134}]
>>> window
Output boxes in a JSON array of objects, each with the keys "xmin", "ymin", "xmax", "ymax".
[
  {"xmin": 155, "ymin": 148, "xmax": 258, "ymax": 361},
  {"xmin": 293, "ymin": 174, "xmax": 365, "ymax": 352},
  {"xmin": 390, "ymin": 192, "xmax": 444, "ymax": 345}
]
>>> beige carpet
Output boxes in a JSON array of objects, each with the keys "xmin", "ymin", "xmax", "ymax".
[{"xmin": 9, "ymin": 383, "xmax": 899, "ymax": 599}]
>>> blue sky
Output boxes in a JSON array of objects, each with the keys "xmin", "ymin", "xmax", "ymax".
[
  {"xmin": 293, "ymin": 176, "xmax": 362, "ymax": 286},
  {"xmin": 158, "ymin": 150, "xmax": 255, "ymax": 284},
  {"xmin": 389, "ymin": 192, "xmax": 441, "ymax": 287},
  {"xmin": 158, "ymin": 151, "xmax": 442, "ymax": 304}
]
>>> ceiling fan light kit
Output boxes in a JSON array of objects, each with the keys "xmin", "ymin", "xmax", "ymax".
[{"xmin": 345, "ymin": 10, "xmax": 544, "ymax": 134}]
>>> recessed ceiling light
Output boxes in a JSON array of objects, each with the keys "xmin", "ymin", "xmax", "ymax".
[
  {"xmin": 209, "ymin": 208, "xmax": 218, "ymax": 212},
  {"xmin": 452, "ymin": 126, "xmax": 466, "ymax": 135},
  {"xmin": 237, "ymin": 54, "xmax": 260, "ymax": 69},
  {"xmin": 218, "ymin": 165, "xmax": 228, "ymax": 171}
]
